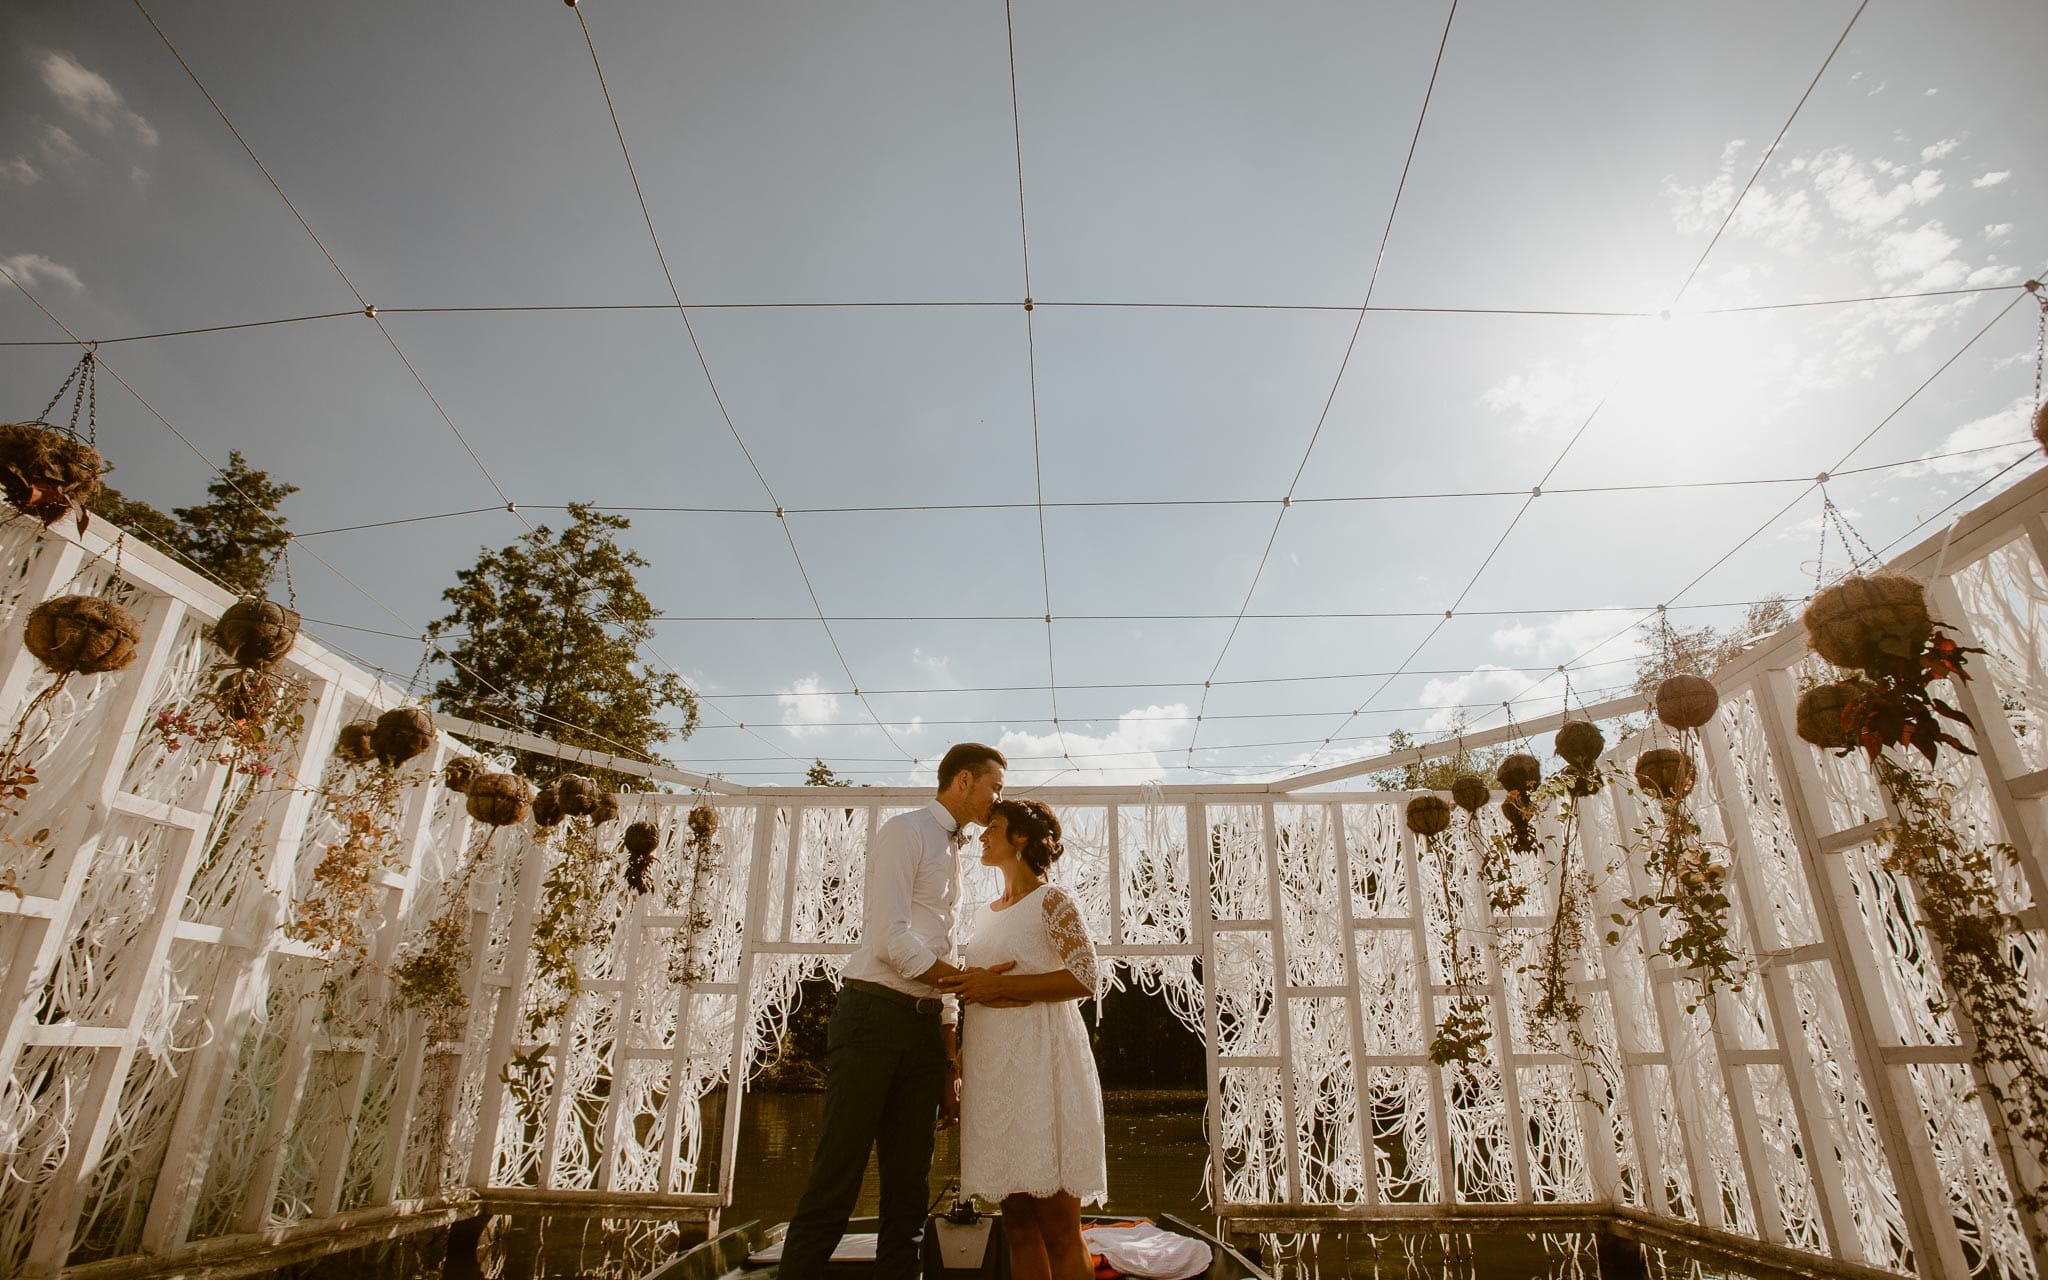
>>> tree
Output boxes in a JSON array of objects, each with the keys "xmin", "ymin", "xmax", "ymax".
[
  {"xmin": 429, "ymin": 503, "xmax": 698, "ymax": 788},
  {"xmin": 1368, "ymin": 713, "xmax": 1507, "ymax": 791},
  {"xmin": 804, "ymin": 759, "xmax": 851, "ymax": 787},
  {"xmin": 1631, "ymin": 597, "xmax": 1792, "ymax": 699},
  {"xmin": 84, "ymin": 452, "xmax": 298, "ymax": 596},
  {"xmin": 172, "ymin": 451, "xmax": 297, "ymax": 596},
  {"xmin": 87, "ymin": 484, "xmax": 181, "ymax": 554}
]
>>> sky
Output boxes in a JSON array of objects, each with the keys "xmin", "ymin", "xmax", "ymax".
[{"xmin": 2, "ymin": 0, "xmax": 2044, "ymax": 787}]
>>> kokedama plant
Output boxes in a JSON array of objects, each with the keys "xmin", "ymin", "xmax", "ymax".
[
  {"xmin": 6, "ymin": 594, "xmax": 142, "ymax": 816},
  {"xmin": 1796, "ymin": 572, "xmax": 2048, "ymax": 1210},
  {"xmin": 623, "ymin": 821, "xmax": 661, "ymax": 895},
  {"xmin": 1412, "ymin": 793, "xmax": 1490, "ymax": 1068},
  {"xmin": 393, "ymin": 767, "xmax": 531, "ymax": 1033},
  {"xmin": 1614, "ymin": 745, "xmax": 1745, "ymax": 1012},
  {"xmin": 1527, "ymin": 721, "xmax": 1606, "ymax": 1045},
  {"xmin": 2, "ymin": 352, "xmax": 106, "ymax": 532},
  {"xmin": 150, "ymin": 665, "xmax": 305, "ymax": 781},
  {"xmin": 1456, "ymin": 770, "xmax": 1525, "ymax": 915},
  {"xmin": 527, "ymin": 816, "xmax": 615, "ymax": 1034}
]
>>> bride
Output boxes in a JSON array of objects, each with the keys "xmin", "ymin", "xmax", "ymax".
[{"xmin": 937, "ymin": 798, "xmax": 1107, "ymax": 1280}]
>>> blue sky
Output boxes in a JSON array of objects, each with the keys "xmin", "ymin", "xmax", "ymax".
[{"xmin": 3, "ymin": 0, "xmax": 2043, "ymax": 785}]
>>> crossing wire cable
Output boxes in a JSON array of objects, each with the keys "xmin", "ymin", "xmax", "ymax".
[
  {"xmin": 570, "ymin": 1, "xmax": 914, "ymax": 766},
  {"xmin": 1187, "ymin": 0, "xmax": 1462, "ymax": 764},
  {"xmin": 1292, "ymin": 0, "xmax": 1874, "ymax": 774},
  {"xmin": 7, "ymin": 281, "xmax": 2037, "ymax": 348}
]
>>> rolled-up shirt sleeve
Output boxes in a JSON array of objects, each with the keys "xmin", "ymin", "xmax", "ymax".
[{"xmin": 866, "ymin": 820, "xmax": 936, "ymax": 980}]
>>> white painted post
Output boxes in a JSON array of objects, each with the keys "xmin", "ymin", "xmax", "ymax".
[
  {"xmin": 1395, "ymin": 819, "xmax": 1457, "ymax": 1202},
  {"xmin": 717, "ymin": 801, "xmax": 781, "ymax": 1207},
  {"xmin": 1326, "ymin": 805, "xmax": 1381, "ymax": 1208},
  {"xmin": 1257, "ymin": 801, "xmax": 1302, "ymax": 1204},
  {"xmin": 1753, "ymin": 670, "xmax": 1971, "ymax": 1277}
]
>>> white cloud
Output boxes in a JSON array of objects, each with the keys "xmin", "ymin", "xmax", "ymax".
[
  {"xmin": 0, "ymin": 157, "xmax": 37, "ymax": 185},
  {"xmin": 1984, "ymin": 222, "xmax": 2014, "ymax": 242},
  {"xmin": 1479, "ymin": 359, "xmax": 1598, "ymax": 435},
  {"xmin": 1893, "ymin": 397, "xmax": 2037, "ymax": 481},
  {"xmin": 1972, "ymin": 170, "xmax": 2011, "ymax": 189},
  {"xmin": 1414, "ymin": 666, "xmax": 1539, "ymax": 732},
  {"xmin": 1871, "ymin": 221, "xmax": 1965, "ymax": 288},
  {"xmin": 1490, "ymin": 610, "xmax": 1647, "ymax": 666},
  {"xmin": 996, "ymin": 703, "xmax": 1189, "ymax": 783},
  {"xmin": 1809, "ymin": 152, "xmax": 1944, "ymax": 229},
  {"xmin": 38, "ymin": 124, "xmax": 88, "ymax": 168},
  {"xmin": 776, "ymin": 674, "xmax": 840, "ymax": 738},
  {"xmin": 0, "ymin": 252, "xmax": 84, "ymax": 293},
  {"xmin": 1920, "ymin": 138, "xmax": 1960, "ymax": 162},
  {"xmin": 40, "ymin": 51, "xmax": 158, "ymax": 146}
]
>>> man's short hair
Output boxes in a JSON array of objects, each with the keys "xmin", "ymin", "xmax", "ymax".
[{"xmin": 936, "ymin": 743, "xmax": 1006, "ymax": 794}]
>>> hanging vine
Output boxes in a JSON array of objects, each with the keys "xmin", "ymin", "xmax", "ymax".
[
  {"xmin": 667, "ymin": 804, "xmax": 722, "ymax": 985},
  {"xmin": 527, "ymin": 790, "xmax": 616, "ymax": 1034},
  {"xmin": 1412, "ymin": 794, "xmax": 1489, "ymax": 1068},
  {"xmin": 290, "ymin": 709, "xmax": 439, "ymax": 967},
  {"xmin": 393, "ymin": 770, "xmax": 532, "ymax": 1037},
  {"xmin": 1796, "ymin": 571, "xmax": 2048, "ymax": 1211},
  {"xmin": 1527, "ymin": 720, "xmax": 1605, "ymax": 1044}
]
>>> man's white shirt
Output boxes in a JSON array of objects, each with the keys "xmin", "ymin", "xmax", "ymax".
[{"xmin": 842, "ymin": 800, "xmax": 963, "ymax": 1023}]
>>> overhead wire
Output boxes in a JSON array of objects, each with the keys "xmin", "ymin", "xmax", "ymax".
[
  {"xmin": 1186, "ymin": 0, "xmax": 1462, "ymax": 766},
  {"xmin": 131, "ymin": 0, "xmax": 801, "ymax": 771},
  {"xmin": 569, "ymin": 1, "xmax": 913, "ymax": 766},
  {"xmin": 8, "ymin": 280, "xmax": 2041, "ymax": 348},
  {"xmin": 1292, "ymin": 0, "xmax": 1873, "ymax": 774}
]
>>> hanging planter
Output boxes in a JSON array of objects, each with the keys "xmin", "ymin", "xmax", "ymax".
[
  {"xmin": 1655, "ymin": 674, "xmax": 1719, "ymax": 733},
  {"xmin": 623, "ymin": 821, "xmax": 661, "ymax": 895},
  {"xmin": 1496, "ymin": 753, "xmax": 1542, "ymax": 855},
  {"xmin": 1633, "ymin": 748, "xmax": 1696, "ymax": 802},
  {"xmin": 371, "ymin": 706, "xmax": 435, "ymax": 768},
  {"xmin": 24, "ymin": 595, "xmax": 142, "ymax": 676},
  {"xmin": 465, "ymin": 773, "xmax": 535, "ymax": 826},
  {"xmin": 1497, "ymin": 753, "xmax": 1541, "ymax": 795},
  {"xmin": 213, "ymin": 597, "xmax": 301, "ymax": 670},
  {"xmin": 1404, "ymin": 794, "xmax": 1451, "ymax": 837},
  {"xmin": 442, "ymin": 755, "xmax": 482, "ymax": 795},
  {"xmin": 1527, "ymin": 762, "xmax": 1605, "ymax": 1047},
  {"xmin": 1795, "ymin": 680, "xmax": 1868, "ymax": 749},
  {"xmin": 0, "ymin": 422, "xmax": 103, "ymax": 531},
  {"xmin": 1450, "ymin": 774, "xmax": 1489, "ymax": 816},
  {"xmin": 334, "ymin": 720, "xmax": 379, "ymax": 765},
  {"xmin": 587, "ymin": 791, "xmax": 619, "ymax": 826},
  {"xmin": 554, "ymin": 774, "xmax": 600, "ymax": 817},
  {"xmin": 1802, "ymin": 573, "xmax": 1932, "ymax": 671},
  {"xmin": 150, "ymin": 664, "xmax": 305, "ymax": 782},
  {"xmin": 527, "ymin": 818, "xmax": 614, "ymax": 1034},
  {"xmin": 532, "ymin": 784, "xmax": 566, "ymax": 829}
]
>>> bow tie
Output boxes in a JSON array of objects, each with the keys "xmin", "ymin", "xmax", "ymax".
[{"xmin": 948, "ymin": 827, "xmax": 969, "ymax": 852}]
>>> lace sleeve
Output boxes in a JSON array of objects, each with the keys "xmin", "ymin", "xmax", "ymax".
[{"xmin": 1041, "ymin": 886, "xmax": 1102, "ymax": 998}]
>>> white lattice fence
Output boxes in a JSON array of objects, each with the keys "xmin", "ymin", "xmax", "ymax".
[{"xmin": 2, "ymin": 468, "xmax": 2047, "ymax": 1279}]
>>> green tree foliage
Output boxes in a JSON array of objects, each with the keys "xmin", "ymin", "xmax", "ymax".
[
  {"xmin": 86, "ymin": 451, "xmax": 297, "ymax": 596},
  {"xmin": 804, "ymin": 759, "xmax": 851, "ymax": 787},
  {"xmin": 1631, "ymin": 597, "xmax": 1792, "ymax": 699},
  {"xmin": 428, "ymin": 502, "xmax": 698, "ymax": 788},
  {"xmin": 1368, "ymin": 714, "xmax": 1507, "ymax": 791},
  {"xmin": 173, "ymin": 451, "xmax": 297, "ymax": 596}
]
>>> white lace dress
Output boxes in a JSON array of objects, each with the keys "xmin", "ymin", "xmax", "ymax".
[{"xmin": 959, "ymin": 883, "xmax": 1107, "ymax": 1205}]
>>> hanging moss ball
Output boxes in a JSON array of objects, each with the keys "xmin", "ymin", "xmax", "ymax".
[
  {"xmin": 1555, "ymin": 720, "xmax": 1606, "ymax": 771},
  {"xmin": 442, "ymin": 755, "xmax": 482, "ymax": 794},
  {"xmin": 214, "ymin": 597, "xmax": 302, "ymax": 669},
  {"xmin": 624, "ymin": 821, "xmax": 660, "ymax": 857},
  {"xmin": 214, "ymin": 669, "xmax": 284, "ymax": 723},
  {"xmin": 1501, "ymin": 791, "xmax": 1538, "ymax": 827},
  {"xmin": 0, "ymin": 422, "xmax": 103, "ymax": 528},
  {"xmin": 23, "ymin": 594, "xmax": 141, "ymax": 676},
  {"xmin": 1655, "ymin": 674, "xmax": 1720, "ymax": 732},
  {"xmin": 687, "ymin": 804, "xmax": 719, "ymax": 841},
  {"xmin": 1404, "ymin": 794, "xmax": 1452, "ymax": 838},
  {"xmin": 532, "ymin": 785, "xmax": 565, "ymax": 829},
  {"xmin": 1802, "ymin": 574, "xmax": 1931, "ymax": 671},
  {"xmin": 1634, "ymin": 748, "xmax": 1697, "ymax": 801},
  {"xmin": 1496, "ymin": 753, "xmax": 1542, "ymax": 795},
  {"xmin": 1450, "ymin": 773, "xmax": 1490, "ymax": 814},
  {"xmin": 2035, "ymin": 399, "xmax": 2047, "ymax": 456},
  {"xmin": 587, "ymin": 791, "xmax": 620, "ymax": 825},
  {"xmin": 335, "ymin": 720, "xmax": 379, "ymax": 764},
  {"xmin": 369, "ymin": 707, "xmax": 434, "ymax": 767},
  {"xmin": 553, "ymin": 773, "xmax": 600, "ymax": 817},
  {"xmin": 465, "ymin": 773, "xmax": 534, "ymax": 826},
  {"xmin": 1795, "ymin": 681, "xmax": 1866, "ymax": 749}
]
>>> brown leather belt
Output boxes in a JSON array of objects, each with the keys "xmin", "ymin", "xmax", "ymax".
[{"xmin": 843, "ymin": 978, "xmax": 944, "ymax": 1016}]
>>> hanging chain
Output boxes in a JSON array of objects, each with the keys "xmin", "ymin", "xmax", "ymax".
[
  {"xmin": 407, "ymin": 635, "xmax": 437, "ymax": 701},
  {"xmin": 33, "ymin": 350, "xmax": 97, "ymax": 440},
  {"xmin": 2031, "ymin": 280, "xmax": 2045, "ymax": 413},
  {"xmin": 1502, "ymin": 700, "xmax": 1528, "ymax": 750},
  {"xmin": 280, "ymin": 542, "xmax": 298, "ymax": 608}
]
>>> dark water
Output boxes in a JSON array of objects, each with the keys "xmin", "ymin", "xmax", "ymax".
[{"xmin": 717, "ymin": 1088, "xmax": 1213, "ymax": 1232}]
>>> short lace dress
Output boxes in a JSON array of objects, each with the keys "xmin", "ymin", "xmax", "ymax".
[{"xmin": 959, "ymin": 883, "xmax": 1107, "ymax": 1204}]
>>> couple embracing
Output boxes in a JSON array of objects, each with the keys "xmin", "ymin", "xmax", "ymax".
[{"xmin": 777, "ymin": 744, "xmax": 1107, "ymax": 1280}]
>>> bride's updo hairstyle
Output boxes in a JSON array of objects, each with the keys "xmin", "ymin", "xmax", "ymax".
[{"xmin": 991, "ymin": 798, "xmax": 1064, "ymax": 876}]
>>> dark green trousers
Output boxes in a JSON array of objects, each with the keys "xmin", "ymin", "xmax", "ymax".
[{"xmin": 778, "ymin": 986, "xmax": 949, "ymax": 1280}]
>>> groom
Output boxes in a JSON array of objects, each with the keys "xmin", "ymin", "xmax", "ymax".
[{"xmin": 777, "ymin": 743, "xmax": 1012, "ymax": 1280}]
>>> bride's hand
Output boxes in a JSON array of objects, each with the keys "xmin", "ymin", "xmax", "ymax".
[{"xmin": 937, "ymin": 961, "xmax": 1021, "ymax": 1005}]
